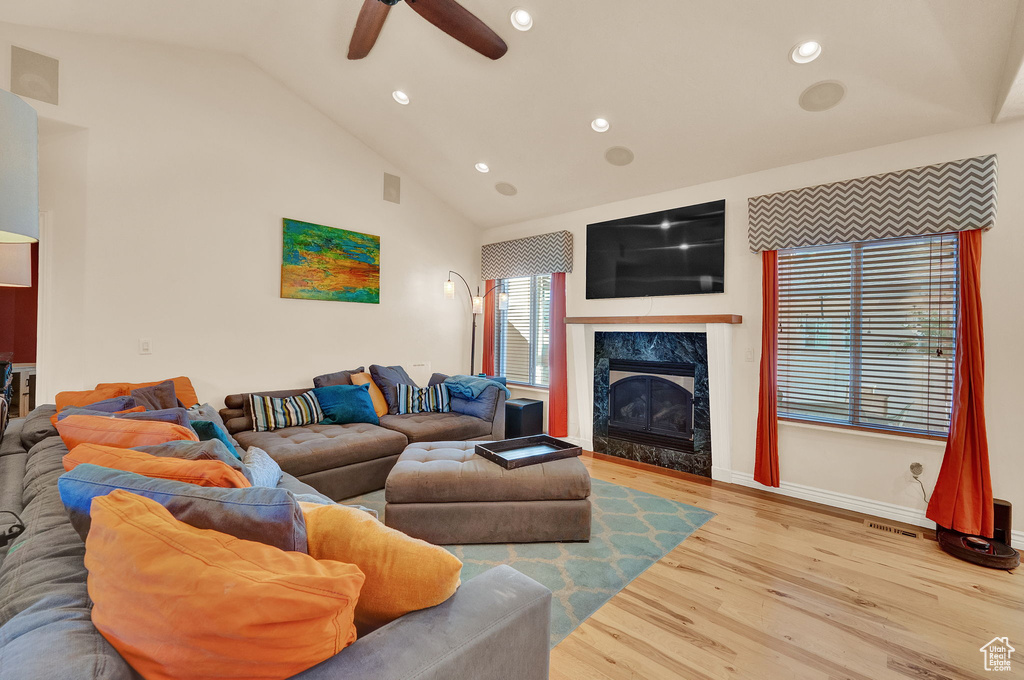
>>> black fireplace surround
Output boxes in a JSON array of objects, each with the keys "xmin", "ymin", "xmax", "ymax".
[{"xmin": 594, "ymin": 331, "xmax": 711, "ymax": 477}]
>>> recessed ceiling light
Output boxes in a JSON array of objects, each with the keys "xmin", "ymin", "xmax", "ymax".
[
  {"xmin": 661, "ymin": 218, "xmax": 671, "ymax": 229},
  {"xmin": 678, "ymin": 243, "xmax": 690, "ymax": 250},
  {"xmin": 495, "ymin": 182, "xmax": 518, "ymax": 196},
  {"xmin": 591, "ymin": 118, "xmax": 610, "ymax": 133},
  {"xmin": 510, "ymin": 8, "xmax": 533, "ymax": 31},
  {"xmin": 790, "ymin": 40, "xmax": 821, "ymax": 64},
  {"xmin": 475, "ymin": 162, "xmax": 490, "ymax": 173},
  {"xmin": 605, "ymin": 146, "xmax": 634, "ymax": 166},
  {"xmin": 799, "ymin": 80, "xmax": 845, "ymax": 111},
  {"xmin": 392, "ymin": 90, "xmax": 410, "ymax": 105}
]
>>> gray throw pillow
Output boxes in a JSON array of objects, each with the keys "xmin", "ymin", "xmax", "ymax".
[
  {"xmin": 133, "ymin": 439, "xmax": 254, "ymax": 486},
  {"xmin": 187, "ymin": 403, "xmax": 240, "ymax": 447},
  {"xmin": 242, "ymin": 446, "xmax": 282, "ymax": 488},
  {"xmin": 130, "ymin": 379, "xmax": 180, "ymax": 410},
  {"xmin": 428, "ymin": 372, "xmax": 449, "ymax": 387},
  {"xmin": 369, "ymin": 365, "xmax": 415, "ymax": 415},
  {"xmin": 313, "ymin": 366, "xmax": 365, "ymax": 388}
]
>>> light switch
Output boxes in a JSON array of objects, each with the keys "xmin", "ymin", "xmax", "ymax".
[
  {"xmin": 744, "ymin": 347, "xmax": 755, "ymax": 362},
  {"xmin": 139, "ymin": 338, "xmax": 152, "ymax": 355}
]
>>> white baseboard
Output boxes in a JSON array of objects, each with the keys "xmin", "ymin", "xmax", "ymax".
[
  {"xmin": 711, "ymin": 466, "xmax": 733, "ymax": 483},
  {"xmin": 730, "ymin": 471, "xmax": 1024, "ymax": 546}
]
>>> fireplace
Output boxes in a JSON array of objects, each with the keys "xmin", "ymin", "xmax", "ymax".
[
  {"xmin": 593, "ymin": 331, "xmax": 711, "ymax": 477},
  {"xmin": 608, "ymin": 359, "xmax": 695, "ymax": 453}
]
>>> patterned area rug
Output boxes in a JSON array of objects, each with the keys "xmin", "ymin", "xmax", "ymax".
[{"xmin": 346, "ymin": 477, "xmax": 715, "ymax": 647}]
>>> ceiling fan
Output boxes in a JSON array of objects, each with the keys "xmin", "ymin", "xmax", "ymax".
[{"xmin": 348, "ymin": 0, "xmax": 508, "ymax": 60}]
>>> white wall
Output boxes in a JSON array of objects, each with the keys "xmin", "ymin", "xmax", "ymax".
[
  {"xmin": 0, "ymin": 23, "xmax": 480, "ymax": 405},
  {"xmin": 481, "ymin": 119, "xmax": 1024, "ymax": 519}
]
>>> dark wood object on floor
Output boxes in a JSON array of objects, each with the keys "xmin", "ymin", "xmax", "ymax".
[{"xmin": 475, "ymin": 435, "xmax": 581, "ymax": 470}]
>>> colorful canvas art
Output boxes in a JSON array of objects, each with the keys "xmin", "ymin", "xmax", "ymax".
[{"xmin": 281, "ymin": 218, "xmax": 380, "ymax": 304}]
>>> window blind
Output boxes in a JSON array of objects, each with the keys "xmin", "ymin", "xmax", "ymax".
[
  {"xmin": 777, "ymin": 233, "xmax": 958, "ymax": 437},
  {"xmin": 495, "ymin": 274, "xmax": 551, "ymax": 386}
]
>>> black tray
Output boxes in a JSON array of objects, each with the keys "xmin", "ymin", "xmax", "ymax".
[{"xmin": 475, "ymin": 435, "xmax": 582, "ymax": 470}]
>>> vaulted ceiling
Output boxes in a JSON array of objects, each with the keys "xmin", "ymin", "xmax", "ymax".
[{"xmin": 2, "ymin": 0, "xmax": 1021, "ymax": 227}]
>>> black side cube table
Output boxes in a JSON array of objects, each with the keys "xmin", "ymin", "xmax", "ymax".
[{"xmin": 505, "ymin": 398, "xmax": 544, "ymax": 438}]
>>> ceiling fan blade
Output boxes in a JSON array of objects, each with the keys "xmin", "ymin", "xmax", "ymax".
[
  {"xmin": 404, "ymin": 0, "xmax": 507, "ymax": 60},
  {"xmin": 348, "ymin": 0, "xmax": 392, "ymax": 60}
]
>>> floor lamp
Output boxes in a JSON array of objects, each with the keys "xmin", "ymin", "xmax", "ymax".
[{"xmin": 445, "ymin": 271, "xmax": 507, "ymax": 375}]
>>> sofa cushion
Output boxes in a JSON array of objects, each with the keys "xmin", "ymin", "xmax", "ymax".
[
  {"xmin": 191, "ymin": 420, "xmax": 241, "ymax": 457},
  {"xmin": 85, "ymin": 491, "xmax": 364, "ymax": 680},
  {"xmin": 369, "ymin": 365, "xmax": 415, "ymax": 415},
  {"xmin": 102, "ymin": 376, "xmax": 200, "ymax": 409},
  {"xmin": 301, "ymin": 502, "xmax": 462, "ymax": 630},
  {"xmin": 187, "ymin": 403, "xmax": 240, "ymax": 447},
  {"xmin": 56, "ymin": 405, "xmax": 147, "ymax": 421},
  {"xmin": 313, "ymin": 384, "xmax": 379, "ymax": 426},
  {"xmin": 130, "ymin": 379, "xmax": 180, "ymax": 410},
  {"xmin": 234, "ymin": 423, "xmax": 408, "ymax": 478},
  {"xmin": 396, "ymin": 384, "xmax": 451, "ymax": 415},
  {"xmin": 119, "ymin": 407, "xmax": 192, "ymax": 428},
  {"xmin": 63, "ymin": 443, "xmax": 251, "ymax": 489},
  {"xmin": 20, "ymin": 404, "xmax": 58, "ymax": 450},
  {"xmin": 386, "ymin": 441, "xmax": 591, "ymax": 504},
  {"xmin": 54, "ymin": 384, "xmax": 130, "ymax": 414},
  {"xmin": 56, "ymin": 414, "xmax": 199, "ymax": 450},
  {"xmin": 378, "ymin": 412, "xmax": 491, "ymax": 443},
  {"xmin": 242, "ymin": 446, "xmax": 283, "ymax": 488},
  {"xmin": 313, "ymin": 366, "xmax": 364, "ymax": 388},
  {"xmin": 351, "ymin": 372, "xmax": 388, "ymax": 417},
  {"xmin": 450, "ymin": 385, "xmax": 500, "ymax": 422},
  {"xmin": 58, "ymin": 464, "xmax": 308, "ymax": 552},
  {"xmin": 133, "ymin": 439, "xmax": 254, "ymax": 486},
  {"xmin": 250, "ymin": 392, "xmax": 324, "ymax": 432}
]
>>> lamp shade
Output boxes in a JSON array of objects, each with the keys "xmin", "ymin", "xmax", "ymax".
[
  {"xmin": 0, "ymin": 243, "xmax": 32, "ymax": 287},
  {"xmin": 444, "ymin": 278, "xmax": 455, "ymax": 299},
  {"xmin": 471, "ymin": 295, "xmax": 484, "ymax": 315},
  {"xmin": 0, "ymin": 89, "xmax": 39, "ymax": 243}
]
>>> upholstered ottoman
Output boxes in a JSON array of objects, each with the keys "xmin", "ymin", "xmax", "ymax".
[{"xmin": 384, "ymin": 441, "xmax": 592, "ymax": 544}]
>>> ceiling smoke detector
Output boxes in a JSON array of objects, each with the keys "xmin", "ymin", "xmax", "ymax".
[{"xmin": 495, "ymin": 182, "xmax": 518, "ymax": 196}]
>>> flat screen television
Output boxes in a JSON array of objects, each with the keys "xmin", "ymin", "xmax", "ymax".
[{"xmin": 586, "ymin": 199, "xmax": 725, "ymax": 299}]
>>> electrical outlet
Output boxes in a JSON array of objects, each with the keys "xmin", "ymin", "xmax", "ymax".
[
  {"xmin": 139, "ymin": 338, "xmax": 152, "ymax": 355},
  {"xmin": 744, "ymin": 347, "xmax": 755, "ymax": 362}
]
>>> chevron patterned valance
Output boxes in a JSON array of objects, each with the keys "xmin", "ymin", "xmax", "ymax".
[
  {"xmin": 481, "ymin": 230, "xmax": 574, "ymax": 280},
  {"xmin": 747, "ymin": 155, "xmax": 998, "ymax": 252}
]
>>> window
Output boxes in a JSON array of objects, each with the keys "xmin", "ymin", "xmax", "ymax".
[
  {"xmin": 494, "ymin": 274, "xmax": 551, "ymax": 387},
  {"xmin": 777, "ymin": 233, "xmax": 957, "ymax": 438}
]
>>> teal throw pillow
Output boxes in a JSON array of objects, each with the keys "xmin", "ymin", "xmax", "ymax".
[
  {"xmin": 190, "ymin": 420, "xmax": 242, "ymax": 459},
  {"xmin": 312, "ymin": 384, "xmax": 379, "ymax": 426}
]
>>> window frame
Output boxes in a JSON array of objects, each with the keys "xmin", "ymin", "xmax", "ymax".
[
  {"xmin": 776, "ymin": 234, "xmax": 958, "ymax": 441},
  {"xmin": 494, "ymin": 273, "xmax": 551, "ymax": 389}
]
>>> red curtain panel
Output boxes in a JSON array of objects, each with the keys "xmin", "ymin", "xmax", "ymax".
[
  {"xmin": 483, "ymin": 280, "xmax": 496, "ymax": 376},
  {"xmin": 548, "ymin": 272, "xmax": 568, "ymax": 437},
  {"xmin": 926, "ymin": 229, "xmax": 993, "ymax": 537},
  {"xmin": 754, "ymin": 250, "xmax": 780, "ymax": 487}
]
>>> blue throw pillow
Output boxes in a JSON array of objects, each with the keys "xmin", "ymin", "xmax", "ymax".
[
  {"xmin": 190, "ymin": 420, "xmax": 242, "ymax": 459},
  {"xmin": 119, "ymin": 407, "xmax": 192, "ymax": 429},
  {"xmin": 312, "ymin": 384, "xmax": 379, "ymax": 425},
  {"xmin": 450, "ymin": 384, "xmax": 500, "ymax": 421},
  {"xmin": 57, "ymin": 464, "xmax": 308, "ymax": 552}
]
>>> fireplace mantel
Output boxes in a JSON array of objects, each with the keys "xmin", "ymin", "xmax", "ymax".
[{"xmin": 565, "ymin": 314, "xmax": 742, "ymax": 325}]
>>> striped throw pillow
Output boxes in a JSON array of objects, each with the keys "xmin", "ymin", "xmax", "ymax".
[
  {"xmin": 249, "ymin": 392, "xmax": 324, "ymax": 432},
  {"xmin": 396, "ymin": 384, "xmax": 451, "ymax": 415}
]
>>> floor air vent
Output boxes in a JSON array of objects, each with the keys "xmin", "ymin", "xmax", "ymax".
[{"xmin": 865, "ymin": 520, "xmax": 921, "ymax": 539}]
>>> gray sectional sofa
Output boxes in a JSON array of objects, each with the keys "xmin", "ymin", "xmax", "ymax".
[
  {"xmin": 0, "ymin": 407, "xmax": 551, "ymax": 680},
  {"xmin": 220, "ymin": 384, "xmax": 506, "ymax": 500}
]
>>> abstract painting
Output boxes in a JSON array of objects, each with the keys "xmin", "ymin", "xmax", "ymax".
[{"xmin": 281, "ymin": 218, "xmax": 380, "ymax": 304}]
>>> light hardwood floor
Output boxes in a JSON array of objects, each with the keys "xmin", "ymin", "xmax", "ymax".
[{"xmin": 553, "ymin": 455, "xmax": 1023, "ymax": 680}]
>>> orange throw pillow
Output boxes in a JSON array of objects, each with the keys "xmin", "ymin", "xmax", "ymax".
[
  {"xmin": 95, "ymin": 376, "xmax": 200, "ymax": 409},
  {"xmin": 301, "ymin": 502, "xmax": 462, "ymax": 629},
  {"xmin": 56, "ymin": 414, "xmax": 199, "ymax": 450},
  {"xmin": 351, "ymin": 372, "xmax": 388, "ymax": 418},
  {"xmin": 87, "ymin": 491, "xmax": 364, "ymax": 680},
  {"xmin": 64, "ymin": 443, "xmax": 250, "ymax": 488},
  {"xmin": 55, "ymin": 384, "xmax": 130, "ymax": 414}
]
